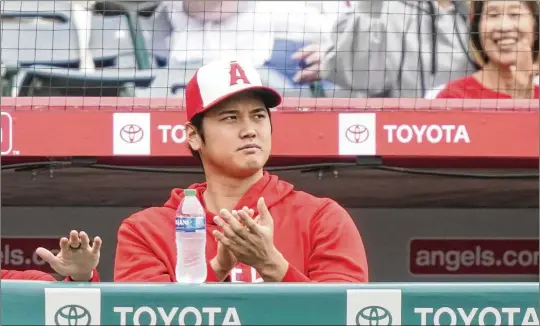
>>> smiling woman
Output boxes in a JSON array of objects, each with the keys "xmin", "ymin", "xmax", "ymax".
[{"xmin": 437, "ymin": 0, "xmax": 540, "ymax": 99}]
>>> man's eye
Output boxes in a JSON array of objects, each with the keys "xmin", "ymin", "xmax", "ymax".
[{"xmin": 222, "ymin": 116, "xmax": 236, "ymax": 121}]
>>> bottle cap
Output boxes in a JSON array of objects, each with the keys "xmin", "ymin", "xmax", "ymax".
[{"xmin": 184, "ymin": 189, "xmax": 197, "ymax": 196}]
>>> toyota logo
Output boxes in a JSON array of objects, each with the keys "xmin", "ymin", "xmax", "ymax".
[
  {"xmin": 120, "ymin": 124, "xmax": 144, "ymax": 144},
  {"xmin": 346, "ymin": 125, "xmax": 369, "ymax": 144},
  {"xmin": 54, "ymin": 304, "xmax": 91, "ymax": 326},
  {"xmin": 356, "ymin": 306, "xmax": 392, "ymax": 326}
]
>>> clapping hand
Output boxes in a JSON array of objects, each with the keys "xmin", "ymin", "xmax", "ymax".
[
  {"xmin": 36, "ymin": 230, "xmax": 102, "ymax": 281},
  {"xmin": 210, "ymin": 206, "xmax": 254, "ymax": 281},
  {"xmin": 212, "ymin": 198, "xmax": 288, "ymax": 282}
]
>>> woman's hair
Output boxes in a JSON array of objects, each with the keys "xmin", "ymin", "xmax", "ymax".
[{"xmin": 469, "ymin": 0, "xmax": 540, "ymax": 66}]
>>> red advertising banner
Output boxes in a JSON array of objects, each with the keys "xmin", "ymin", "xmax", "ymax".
[
  {"xmin": 1, "ymin": 112, "xmax": 13, "ymax": 155},
  {"xmin": 409, "ymin": 238, "xmax": 539, "ymax": 275},
  {"xmin": 1, "ymin": 237, "xmax": 60, "ymax": 273},
  {"xmin": 1, "ymin": 98, "xmax": 538, "ymax": 159}
]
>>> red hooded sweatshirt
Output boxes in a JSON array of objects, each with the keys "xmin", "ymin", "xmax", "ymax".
[
  {"xmin": 436, "ymin": 75, "xmax": 540, "ymax": 99},
  {"xmin": 1, "ymin": 269, "xmax": 100, "ymax": 282},
  {"xmin": 114, "ymin": 172, "xmax": 368, "ymax": 283}
]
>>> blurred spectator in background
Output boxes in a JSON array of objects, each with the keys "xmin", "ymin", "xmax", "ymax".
[
  {"xmin": 1, "ymin": 230, "xmax": 101, "ymax": 282},
  {"xmin": 143, "ymin": 1, "xmax": 341, "ymax": 90},
  {"xmin": 437, "ymin": 0, "xmax": 539, "ymax": 99},
  {"xmin": 322, "ymin": 0, "xmax": 477, "ymax": 98}
]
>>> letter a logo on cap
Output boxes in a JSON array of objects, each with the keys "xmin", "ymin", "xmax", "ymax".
[{"xmin": 229, "ymin": 61, "xmax": 250, "ymax": 86}]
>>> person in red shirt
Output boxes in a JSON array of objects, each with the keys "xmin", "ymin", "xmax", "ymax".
[
  {"xmin": 437, "ymin": 0, "xmax": 539, "ymax": 99},
  {"xmin": 114, "ymin": 59, "xmax": 368, "ymax": 283},
  {"xmin": 2, "ymin": 230, "xmax": 102, "ymax": 282}
]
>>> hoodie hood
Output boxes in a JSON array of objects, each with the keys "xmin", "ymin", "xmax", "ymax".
[{"xmin": 164, "ymin": 171, "xmax": 294, "ymax": 225}]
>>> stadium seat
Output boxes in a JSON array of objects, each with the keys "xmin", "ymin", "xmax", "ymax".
[
  {"xmin": 89, "ymin": 14, "xmax": 138, "ymax": 69},
  {"xmin": 0, "ymin": 1, "xmax": 73, "ymax": 19},
  {"xmin": 100, "ymin": 1, "xmax": 159, "ymax": 13},
  {"xmin": 2, "ymin": 1, "xmax": 102, "ymax": 72},
  {"xmin": 91, "ymin": 1, "xmax": 152, "ymax": 70},
  {"xmin": 1, "ymin": 62, "xmax": 8, "ymax": 96},
  {"xmin": 0, "ymin": 14, "xmax": 81, "ymax": 68},
  {"xmin": 1, "ymin": 1, "xmax": 157, "ymax": 97},
  {"xmin": 0, "ymin": 63, "xmax": 19, "ymax": 97},
  {"xmin": 134, "ymin": 63, "xmax": 198, "ymax": 98},
  {"xmin": 14, "ymin": 65, "xmax": 154, "ymax": 97},
  {"xmin": 2, "ymin": 1, "xmax": 152, "ymax": 69},
  {"xmin": 135, "ymin": 4, "xmax": 172, "ymax": 68}
]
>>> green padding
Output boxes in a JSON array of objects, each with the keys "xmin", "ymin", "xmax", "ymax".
[{"xmin": 1, "ymin": 281, "xmax": 538, "ymax": 325}]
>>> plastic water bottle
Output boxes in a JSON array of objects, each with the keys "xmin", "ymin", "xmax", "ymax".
[{"xmin": 175, "ymin": 189, "xmax": 207, "ymax": 283}]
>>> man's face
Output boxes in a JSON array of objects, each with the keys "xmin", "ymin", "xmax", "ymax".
[{"xmin": 188, "ymin": 92, "xmax": 272, "ymax": 178}]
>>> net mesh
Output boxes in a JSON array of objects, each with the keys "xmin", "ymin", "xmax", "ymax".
[
  {"xmin": 0, "ymin": 0, "xmax": 539, "ymax": 107},
  {"xmin": 0, "ymin": 2, "xmax": 537, "ymax": 288}
]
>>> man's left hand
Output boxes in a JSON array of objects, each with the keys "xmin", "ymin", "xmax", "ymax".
[
  {"xmin": 36, "ymin": 230, "xmax": 102, "ymax": 281},
  {"xmin": 212, "ymin": 197, "xmax": 289, "ymax": 282}
]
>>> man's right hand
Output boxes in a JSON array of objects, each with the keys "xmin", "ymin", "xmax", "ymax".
[
  {"xmin": 210, "ymin": 207, "xmax": 254, "ymax": 281},
  {"xmin": 210, "ymin": 240, "xmax": 237, "ymax": 282}
]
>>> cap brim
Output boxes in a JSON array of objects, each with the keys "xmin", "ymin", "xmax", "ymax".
[
  {"xmin": 248, "ymin": 86, "xmax": 283, "ymax": 110},
  {"xmin": 198, "ymin": 86, "xmax": 283, "ymax": 118}
]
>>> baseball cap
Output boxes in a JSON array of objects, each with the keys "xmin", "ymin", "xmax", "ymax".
[{"xmin": 185, "ymin": 59, "xmax": 283, "ymax": 121}]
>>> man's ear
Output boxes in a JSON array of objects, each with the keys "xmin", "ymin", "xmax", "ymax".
[{"xmin": 185, "ymin": 122, "xmax": 202, "ymax": 152}]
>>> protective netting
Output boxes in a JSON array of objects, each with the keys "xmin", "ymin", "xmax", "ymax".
[
  {"xmin": 1, "ymin": 2, "xmax": 538, "ymax": 287},
  {"xmin": 1, "ymin": 0, "xmax": 539, "ymax": 102}
]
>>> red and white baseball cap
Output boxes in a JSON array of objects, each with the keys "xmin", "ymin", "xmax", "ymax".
[{"xmin": 185, "ymin": 59, "xmax": 283, "ymax": 121}]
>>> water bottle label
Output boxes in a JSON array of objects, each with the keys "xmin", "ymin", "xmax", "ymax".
[{"xmin": 176, "ymin": 216, "xmax": 205, "ymax": 232}]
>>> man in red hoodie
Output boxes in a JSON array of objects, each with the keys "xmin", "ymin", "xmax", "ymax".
[
  {"xmin": 114, "ymin": 59, "xmax": 368, "ymax": 283},
  {"xmin": 2, "ymin": 230, "xmax": 101, "ymax": 282}
]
